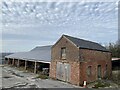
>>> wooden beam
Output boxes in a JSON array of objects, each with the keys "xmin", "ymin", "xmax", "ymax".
[
  {"xmin": 5, "ymin": 58, "xmax": 6, "ymax": 64},
  {"xmin": 12, "ymin": 58, "xmax": 15, "ymax": 66},
  {"xmin": 7, "ymin": 58, "xmax": 10, "ymax": 65},
  {"xmin": 25, "ymin": 61, "xmax": 27, "ymax": 70},
  {"xmin": 34, "ymin": 61, "xmax": 37, "ymax": 74},
  {"xmin": 17, "ymin": 59, "xmax": 20, "ymax": 67},
  {"xmin": 4, "ymin": 58, "xmax": 8, "ymax": 64}
]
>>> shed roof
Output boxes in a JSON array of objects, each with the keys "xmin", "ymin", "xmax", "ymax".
[
  {"xmin": 63, "ymin": 35, "xmax": 109, "ymax": 52},
  {"xmin": 5, "ymin": 45, "xmax": 52, "ymax": 63},
  {"xmin": 112, "ymin": 58, "xmax": 120, "ymax": 61}
]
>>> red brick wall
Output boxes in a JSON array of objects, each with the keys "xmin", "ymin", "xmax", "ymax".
[
  {"xmin": 49, "ymin": 36, "xmax": 80, "ymax": 85},
  {"xmin": 49, "ymin": 36, "xmax": 112, "ymax": 86},
  {"xmin": 51, "ymin": 36, "xmax": 80, "ymax": 61},
  {"xmin": 49, "ymin": 60, "xmax": 57, "ymax": 79},
  {"xmin": 80, "ymin": 49, "xmax": 112, "ymax": 84},
  {"xmin": 69, "ymin": 61, "xmax": 80, "ymax": 85}
]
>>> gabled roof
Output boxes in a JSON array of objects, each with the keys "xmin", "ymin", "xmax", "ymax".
[
  {"xmin": 5, "ymin": 45, "xmax": 52, "ymax": 63},
  {"xmin": 63, "ymin": 35, "xmax": 109, "ymax": 52}
]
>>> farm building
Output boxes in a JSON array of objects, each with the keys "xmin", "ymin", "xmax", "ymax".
[
  {"xmin": 5, "ymin": 45, "xmax": 52, "ymax": 74},
  {"xmin": 49, "ymin": 35, "xmax": 112, "ymax": 86}
]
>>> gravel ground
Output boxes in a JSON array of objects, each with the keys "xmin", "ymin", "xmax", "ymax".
[
  {"xmin": 2, "ymin": 65, "xmax": 82, "ymax": 88},
  {"xmin": 1, "ymin": 65, "xmax": 119, "ymax": 89}
]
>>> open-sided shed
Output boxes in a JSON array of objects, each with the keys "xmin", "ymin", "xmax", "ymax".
[
  {"xmin": 112, "ymin": 58, "xmax": 120, "ymax": 70},
  {"xmin": 5, "ymin": 45, "xmax": 52, "ymax": 74}
]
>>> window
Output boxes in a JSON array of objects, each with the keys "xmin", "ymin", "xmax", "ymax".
[
  {"xmin": 61, "ymin": 47, "xmax": 66, "ymax": 59},
  {"xmin": 87, "ymin": 66, "xmax": 92, "ymax": 76},
  {"xmin": 106, "ymin": 64, "xmax": 107, "ymax": 71}
]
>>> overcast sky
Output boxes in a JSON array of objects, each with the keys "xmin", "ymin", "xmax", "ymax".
[{"xmin": 1, "ymin": 0, "xmax": 119, "ymax": 52}]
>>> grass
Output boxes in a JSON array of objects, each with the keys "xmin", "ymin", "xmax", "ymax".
[
  {"xmin": 36, "ymin": 74, "xmax": 48, "ymax": 79},
  {"xmin": 111, "ymin": 70, "xmax": 120, "ymax": 86},
  {"xmin": 17, "ymin": 66, "xmax": 34, "ymax": 73},
  {"xmin": 92, "ymin": 80, "xmax": 110, "ymax": 89},
  {"xmin": 17, "ymin": 66, "xmax": 26, "ymax": 71}
]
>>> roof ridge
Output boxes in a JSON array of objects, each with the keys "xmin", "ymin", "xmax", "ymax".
[
  {"xmin": 30, "ymin": 45, "xmax": 52, "ymax": 52},
  {"xmin": 36, "ymin": 45, "xmax": 53, "ymax": 47},
  {"xmin": 63, "ymin": 34, "xmax": 99, "ymax": 45}
]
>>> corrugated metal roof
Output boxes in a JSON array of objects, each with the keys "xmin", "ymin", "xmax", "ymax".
[
  {"xmin": 64, "ymin": 35, "xmax": 109, "ymax": 52},
  {"xmin": 5, "ymin": 45, "xmax": 52, "ymax": 63}
]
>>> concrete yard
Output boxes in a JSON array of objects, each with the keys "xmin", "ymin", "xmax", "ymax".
[{"xmin": 2, "ymin": 65, "xmax": 82, "ymax": 88}]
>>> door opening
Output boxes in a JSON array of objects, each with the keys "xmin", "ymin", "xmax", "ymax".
[{"xmin": 97, "ymin": 65, "xmax": 102, "ymax": 79}]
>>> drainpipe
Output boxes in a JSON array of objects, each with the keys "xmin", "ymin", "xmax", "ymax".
[
  {"xmin": 79, "ymin": 48, "xmax": 83, "ymax": 85},
  {"xmin": 78, "ymin": 47, "xmax": 81, "ymax": 86}
]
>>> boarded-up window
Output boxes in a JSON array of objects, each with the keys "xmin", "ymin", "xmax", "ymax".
[
  {"xmin": 87, "ymin": 66, "xmax": 92, "ymax": 76},
  {"xmin": 61, "ymin": 47, "xmax": 66, "ymax": 59}
]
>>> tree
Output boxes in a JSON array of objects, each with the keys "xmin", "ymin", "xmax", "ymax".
[{"xmin": 106, "ymin": 41, "xmax": 120, "ymax": 58}]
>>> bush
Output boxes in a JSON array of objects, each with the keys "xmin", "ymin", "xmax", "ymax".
[
  {"xmin": 93, "ymin": 80, "xmax": 110, "ymax": 88},
  {"xmin": 111, "ymin": 71, "xmax": 120, "ymax": 86}
]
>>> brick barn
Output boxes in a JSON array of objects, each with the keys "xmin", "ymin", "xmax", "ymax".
[{"xmin": 49, "ymin": 35, "xmax": 112, "ymax": 86}]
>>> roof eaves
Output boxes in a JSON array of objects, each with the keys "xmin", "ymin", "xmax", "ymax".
[{"xmin": 79, "ymin": 47, "xmax": 110, "ymax": 52}]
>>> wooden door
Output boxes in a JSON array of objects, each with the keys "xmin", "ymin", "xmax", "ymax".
[
  {"xmin": 56, "ymin": 62, "xmax": 64, "ymax": 81},
  {"xmin": 56, "ymin": 62, "xmax": 71, "ymax": 82},
  {"xmin": 64, "ymin": 63, "xmax": 71, "ymax": 82}
]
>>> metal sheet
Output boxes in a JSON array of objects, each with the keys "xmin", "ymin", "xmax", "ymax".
[{"xmin": 5, "ymin": 45, "xmax": 52, "ymax": 62}]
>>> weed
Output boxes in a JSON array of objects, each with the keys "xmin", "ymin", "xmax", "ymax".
[
  {"xmin": 92, "ymin": 80, "xmax": 110, "ymax": 88},
  {"xmin": 36, "ymin": 74, "xmax": 48, "ymax": 79}
]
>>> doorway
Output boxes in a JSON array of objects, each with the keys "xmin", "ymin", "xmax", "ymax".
[{"xmin": 97, "ymin": 65, "xmax": 102, "ymax": 79}]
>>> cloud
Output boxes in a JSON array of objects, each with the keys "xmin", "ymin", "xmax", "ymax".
[
  {"xmin": 2, "ymin": 2, "xmax": 117, "ymax": 25},
  {"xmin": 2, "ymin": 1, "xmax": 118, "ymax": 52}
]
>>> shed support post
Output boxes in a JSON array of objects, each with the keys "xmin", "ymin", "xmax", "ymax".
[
  {"xmin": 5, "ymin": 58, "xmax": 8, "ymax": 64},
  {"xmin": 34, "ymin": 62, "xmax": 37, "ymax": 74},
  {"xmin": 25, "ymin": 61, "xmax": 27, "ymax": 70},
  {"xmin": 12, "ymin": 58, "xmax": 15, "ymax": 66},
  {"xmin": 8, "ymin": 58, "xmax": 10, "ymax": 65},
  {"xmin": 17, "ymin": 59, "xmax": 20, "ymax": 67},
  {"xmin": 5, "ymin": 58, "xmax": 7, "ymax": 64}
]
